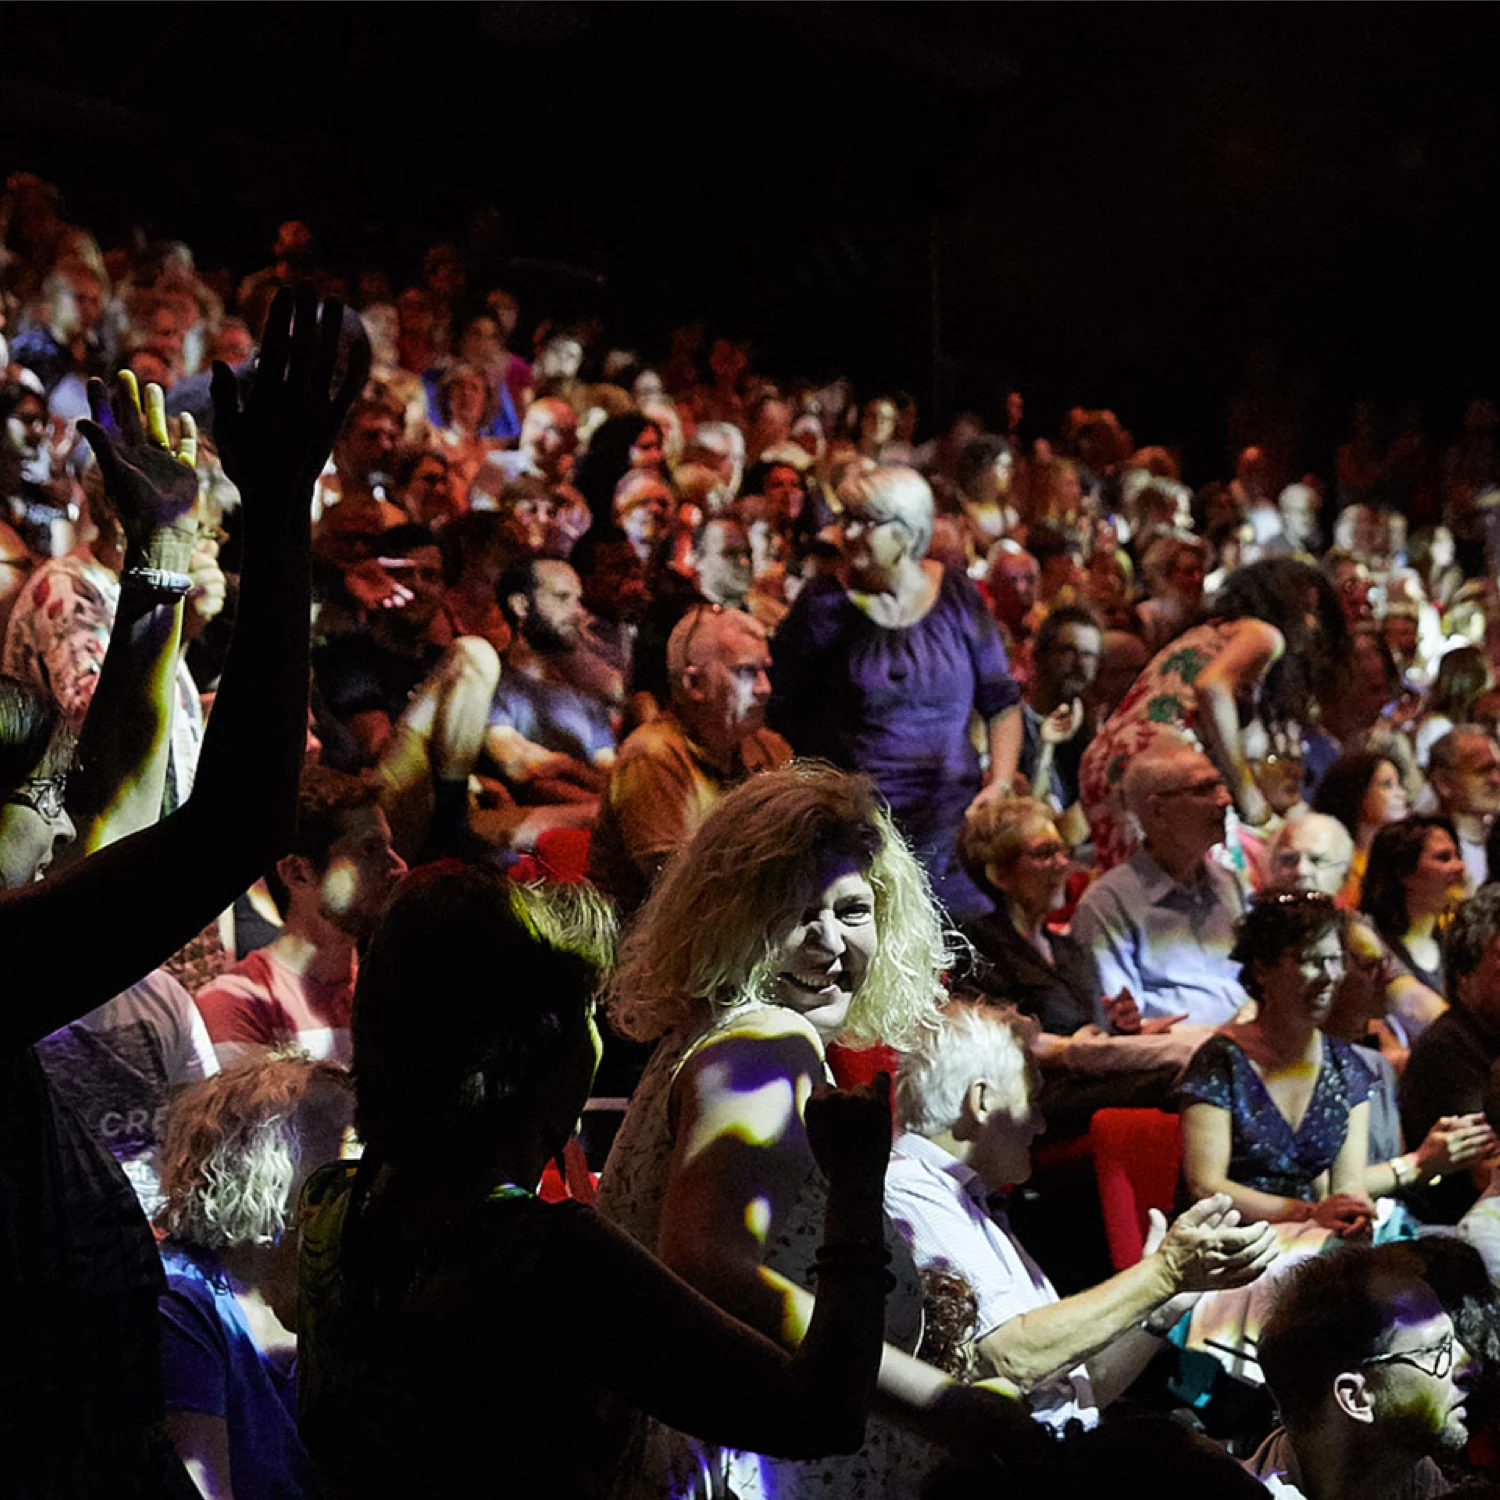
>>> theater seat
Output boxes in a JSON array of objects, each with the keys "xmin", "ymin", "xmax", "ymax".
[{"xmin": 1089, "ymin": 1107, "xmax": 1183, "ymax": 1270}]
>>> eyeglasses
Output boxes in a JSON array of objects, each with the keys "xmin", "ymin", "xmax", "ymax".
[
  {"xmin": 1017, "ymin": 841, "xmax": 1068, "ymax": 863},
  {"xmin": 1155, "ymin": 776, "xmax": 1227, "ymax": 799},
  {"xmin": 1362, "ymin": 1332, "xmax": 1455, "ymax": 1380},
  {"xmin": 838, "ymin": 509, "xmax": 907, "ymax": 539},
  {"xmin": 3, "ymin": 773, "xmax": 68, "ymax": 821}
]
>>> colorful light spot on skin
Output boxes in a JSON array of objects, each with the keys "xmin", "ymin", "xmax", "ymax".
[
  {"xmin": 680, "ymin": 1065, "xmax": 799, "ymax": 1166},
  {"xmin": 745, "ymin": 1196, "xmax": 772, "ymax": 1245}
]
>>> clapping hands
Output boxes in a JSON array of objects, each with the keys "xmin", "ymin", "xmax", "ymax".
[{"xmin": 1154, "ymin": 1194, "xmax": 1278, "ymax": 1292}]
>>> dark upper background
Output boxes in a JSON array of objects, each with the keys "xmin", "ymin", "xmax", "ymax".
[{"xmin": 4, "ymin": 3, "xmax": 1498, "ymax": 476}]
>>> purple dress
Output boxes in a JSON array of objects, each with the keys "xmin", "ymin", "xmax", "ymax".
[{"xmin": 769, "ymin": 567, "xmax": 1020, "ymax": 920}]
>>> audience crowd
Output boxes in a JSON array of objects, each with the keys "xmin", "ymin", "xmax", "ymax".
[{"xmin": 11, "ymin": 167, "xmax": 1500, "ymax": 1498}]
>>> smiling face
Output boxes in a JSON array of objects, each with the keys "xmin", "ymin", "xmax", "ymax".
[
  {"xmin": 768, "ymin": 866, "xmax": 878, "ymax": 1040},
  {"xmin": 1257, "ymin": 923, "xmax": 1345, "ymax": 1028}
]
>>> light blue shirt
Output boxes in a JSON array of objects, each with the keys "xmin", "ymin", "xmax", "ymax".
[{"xmin": 1070, "ymin": 850, "xmax": 1248, "ymax": 1027}]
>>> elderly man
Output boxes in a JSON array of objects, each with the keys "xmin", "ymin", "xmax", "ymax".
[
  {"xmin": 1249, "ymin": 1243, "xmax": 1478, "ymax": 1499},
  {"xmin": 1265, "ymin": 812, "xmax": 1355, "ymax": 897},
  {"xmin": 589, "ymin": 604, "xmax": 790, "ymax": 913},
  {"xmin": 1070, "ymin": 739, "xmax": 1249, "ymax": 1029},
  {"xmin": 1429, "ymin": 725, "xmax": 1500, "ymax": 893},
  {"xmin": 1400, "ymin": 886, "xmax": 1500, "ymax": 1224},
  {"xmin": 470, "ymin": 396, "xmax": 579, "ymax": 499},
  {"xmin": 886, "ymin": 1001, "xmax": 1275, "ymax": 1431}
]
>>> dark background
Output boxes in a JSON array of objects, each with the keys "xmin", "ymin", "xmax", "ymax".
[{"xmin": 5, "ymin": 4, "xmax": 1499, "ymax": 474}]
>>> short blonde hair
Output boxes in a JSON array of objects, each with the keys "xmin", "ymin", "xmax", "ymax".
[
  {"xmin": 606, "ymin": 763, "xmax": 952, "ymax": 1048},
  {"xmin": 896, "ymin": 999, "xmax": 1033, "ymax": 1136},
  {"xmin": 957, "ymin": 796, "xmax": 1059, "ymax": 886}
]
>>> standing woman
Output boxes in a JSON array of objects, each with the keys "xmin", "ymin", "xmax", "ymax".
[
  {"xmin": 1079, "ymin": 558, "xmax": 1347, "ymax": 871},
  {"xmin": 598, "ymin": 765, "xmax": 1038, "ymax": 1497},
  {"xmin": 769, "ymin": 464, "xmax": 1022, "ymax": 921}
]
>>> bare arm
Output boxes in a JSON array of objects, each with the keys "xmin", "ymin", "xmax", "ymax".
[
  {"xmin": 986, "ymin": 705, "xmax": 1023, "ymax": 793},
  {"xmin": 658, "ymin": 1018, "xmax": 1039, "ymax": 1460},
  {"xmin": 0, "ymin": 289, "xmax": 365, "ymax": 1043},
  {"xmin": 1193, "ymin": 618, "xmax": 1283, "ymax": 825},
  {"xmin": 163, "ymin": 1411, "xmax": 234, "ymax": 1500}
]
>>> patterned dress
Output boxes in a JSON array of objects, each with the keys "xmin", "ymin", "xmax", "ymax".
[
  {"xmin": 596, "ymin": 1004, "xmax": 935, "ymax": 1500},
  {"xmin": 1078, "ymin": 620, "xmax": 1239, "ymax": 870}
]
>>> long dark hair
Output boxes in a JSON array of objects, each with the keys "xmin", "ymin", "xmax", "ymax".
[
  {"xmin": 1310, "ymin": 752, "xmax": 1393, "ymax": 840},
  {"xmin": 1360, "ymin": 816, "xmax": 1458, "ymax": 943},
  {"xmin": 352, "ymin": 863, "xmax": 615, "ymax": 1165},
  {"xmin": 1210, "ymin": 558, "xmax": 1348, "ymax": 728},
  {"xmin": 574, "ymin": 414, "xmax": 661, "ymax": 530}
]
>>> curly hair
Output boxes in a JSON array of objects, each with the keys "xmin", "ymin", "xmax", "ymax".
[
  {"xmin": 353, "ymin": 863, "xmax": 615, "ymax": 1162},
  {"xmin": 1360, "ymin": 816, "xmax": 1459, "ymax": 942},
  {"xmin": 156, "ymin": 1057, "xmax": 352, "ymax": 1250},
  {"xmin": 606, "ymin": 763, "xmax": 952, "ymax": 1049},
  {"xmin": 1230, "ymin": 890, "xmax": 1343, "ymax": 1001}
]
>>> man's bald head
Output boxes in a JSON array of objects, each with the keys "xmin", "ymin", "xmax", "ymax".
[
  {"xmin": 1270, "ymin": 813, "xmax": 1355, "ymax": 897},
  {"xmin": 1124, "ymin": 739, "xmax": 1231, "ymax": 863},
  {"xmin": 666, "ymin": 605, "xmax": 773, "ymax": 756}
]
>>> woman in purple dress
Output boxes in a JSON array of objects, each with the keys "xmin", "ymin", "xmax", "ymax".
[{"xmin": 769, "ymin": 464, "xmax": 1022, "ymax": 921}]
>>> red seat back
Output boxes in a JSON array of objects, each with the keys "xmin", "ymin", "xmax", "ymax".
[{"xmin": 1089, "ymin": 1108, "xmax": 1182, "ymax": 1270}]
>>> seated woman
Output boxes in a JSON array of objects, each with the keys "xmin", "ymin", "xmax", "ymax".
[
  {"xmin": 597, "ymin": 765, "xmax": 1039, "ymax": 1497},
  {"xmin": 1360, "ymin": 816, "xmax": 1467, "ymax": 1040},
  {"xmin": 155, "ymin": 1058, "xmax": 353, "ymax": 1500},
  {"xmin": 887, "ymin": 1000, "xmax": 1276, "ymax": 1429},
  {"xmin": 297, "ymin": 864, "xmax": 898, "ymax": 1500},
  {"xmin": 955, "ymin": 797, "xmax": 1204, "ymax": 1134},
  {"xmin": 1309, "ymin": 750, "xmax": 1409, "ymax": 907},
  {"xmin": 1181, "ymin": 891, "xmax": 1466, "ymax": 1233}
]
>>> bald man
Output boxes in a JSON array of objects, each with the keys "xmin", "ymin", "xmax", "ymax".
[
  {"xmin": 1071, "ymin": 739, "xmax": 1250, "ymax": 1029},
  {"xmin": 589, "ymin": 606, "xmax": 791, "ymax": 913},
  {"xmin": 1266, "ymin": 813, "xmax": 1355, "ymax": 898}
]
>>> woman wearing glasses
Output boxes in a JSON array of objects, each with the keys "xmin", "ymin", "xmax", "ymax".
[
  {"xmin": 1180, "ymin": 892, "xmax": 1493, "ymax": 1233},
  {"xmin": 768, "ymin": 463, "xmax": 1022, "ymax": 922}
]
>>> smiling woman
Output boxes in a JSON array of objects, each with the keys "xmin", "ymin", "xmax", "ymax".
[{"xmin": 597, "ymin": 763, "xmax": 1041, "ymax": 1494}]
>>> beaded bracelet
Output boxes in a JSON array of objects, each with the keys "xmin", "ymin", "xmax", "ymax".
[{"xmin": 120, "ymin": 566, "xmax": 192, "ymax": 598}]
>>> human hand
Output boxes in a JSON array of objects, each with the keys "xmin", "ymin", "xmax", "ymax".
[
  {"xmin": 965, "ymin": 776, "xmax": 1015, "ymax": 820},
  {"xmin": 1103, "ymin": 987, "xmax": 1141, "ymax": 1035},
  {"xmin": 1141, "ymin": 1012, "xmax": 1189, "ymax": 1036},
  {"xmin": 1415, "ymin": 1114, "xmax": 1499, "ymax": 1179},
  {"xmin": 1156, "ymin": 1195, "xmax": 1278, "ymax": 1291},
  {"xmin": 211, "ymin": 284, "xmax": 369, "ymax": 501},
  {"xmin": 182, "ymin": 541, "xmax": 227, "ymax": 639},
  {"xmin": 1310, "ymin": 1192, "xmax": 1375, "ymax": 1237},
  {"xmin": 344, "ymin": 557, "xmax": 414, "ymax": 613},
  {"xmin": 1236, "ymin": 783, "xmax": 1272, "ymax": 828},
  {"xmin": 78, "ymin": 370, "xmax": 198, "ymax": 561},
  {"xmin": 805, "ymin": 1072, "xmax": 893, "ymax": 1193},
  {"xmin": 1040, "ymin": 698, "xmax": 1084, "ymax": 746}
]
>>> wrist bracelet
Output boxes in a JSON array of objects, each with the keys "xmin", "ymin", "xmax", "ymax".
[
  {"xmin": 1389, "ymin": 1154, "xmax": 1416, "ymax": 1190},
  {"xmin": 120, "ymin": 566, "xmax": 192, "ymax": 598}
]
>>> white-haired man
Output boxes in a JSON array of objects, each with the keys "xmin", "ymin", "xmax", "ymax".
[
  {"xmin": 886, "ymin": 1000, "xmax": 1275, "ymax": 1430},
  {"xmin": 1266, "ymin": 812, "xmax": 1355, "ymax": 898},
  {"xmin": 1071, "ymin": 738, "xmax": 1249, "ymax": 1030}
]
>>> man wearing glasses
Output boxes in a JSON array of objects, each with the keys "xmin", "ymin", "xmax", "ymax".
[{"xmin": 1250, "ymin": 1243, "xmax": 1477, "ymax": 1499}]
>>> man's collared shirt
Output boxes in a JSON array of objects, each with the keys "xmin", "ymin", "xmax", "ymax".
[
  {"xmin": 885, "ymin": 1130, "xmax": 1098, "ymax": 1432},
  {"xmin": 1070, "ymin": 848, "xmax": 1248, "ymax": 1027}
]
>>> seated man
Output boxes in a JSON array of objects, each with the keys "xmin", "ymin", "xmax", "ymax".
[
  {"xmin": 886, "ymin": 1000, "xmax": 1274, "ymax": 1431},
  {"xmin": 956, "ymin": 797, "xmax": 1208, "ymax": 1135},
  {"xmin": 1264, "ymin": 811, "xmax": 1355, "ymax": 898},
  {"xmin": 1429, "ymin": 725, "xmax": 1500, "ymax": 894},
  {"xmin": 195, "ymin": 767, "xmax": 406, "ymax": 1069},
  {"xmin": 1017, "ymin": 605, "xmax": 1100, "ymax": 840},
  {"xmin": 1250, "ymin": 1243, "xmax": 1478, "ymax": 1499},
  {"xmin": 1400, "ymin": 885, "xmax": 1500, "ymax": 1224},
  {"xmin": 312, "ymin": 523, "xmax": 499, "ymax": 859},
  {"xmin": 486, "ymin": 557, "xmax": 616, "ymax": 808},
  {"xmin": 1070, "ymin": 739, "xmax": 1250, "ymax": 1030},
  {"xmin": 589, "ymin": 604, "xmax": 790, "ymax": 913}
]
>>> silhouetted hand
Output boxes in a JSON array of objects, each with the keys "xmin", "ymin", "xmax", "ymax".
[
  {"xmin": 78, "ymin": 370, "xmax": 197, "ymax": 552},
  {"xmin": 805, "ymin": 1072, "xmax": 893, "ymax": 1194},
  {"xmin": 211, "ymin": 284, "xmax": 368, "ymax": 501}
]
